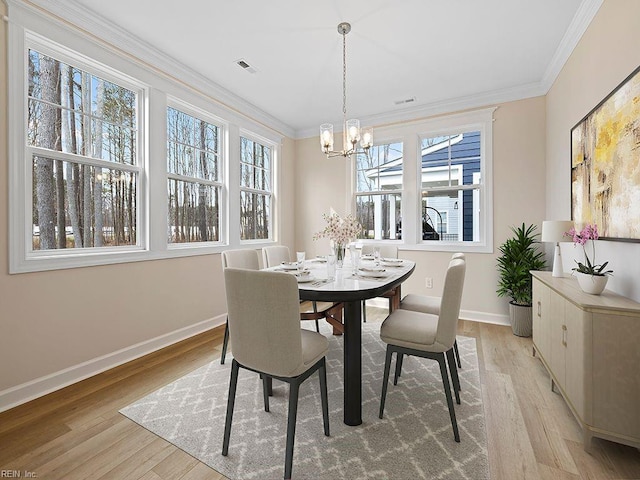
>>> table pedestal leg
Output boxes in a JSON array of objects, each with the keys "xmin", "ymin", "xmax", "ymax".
[{"xmin": 343, "ymin": 300, "xmax": 362, "ymax": 426}]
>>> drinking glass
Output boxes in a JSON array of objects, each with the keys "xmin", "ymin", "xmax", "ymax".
[
  {"xmin": 296, "ymin": 251, "xmax": 306, "ymax": 272},
  {"xmin": 350, "ymin": 246, "xmax": 360, "ymax": 275},
  {"xmin": 326, "ymin": 253, "xmax": 336, "ymax": 280},
  {"xmin": 374, "ymin": 246, "xmax": 381, "ymax": 266}
]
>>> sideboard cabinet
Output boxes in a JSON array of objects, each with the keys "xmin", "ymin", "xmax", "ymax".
[{"xmin": 531, "ymin": 271, "xmax": 640, "ymax": 451}]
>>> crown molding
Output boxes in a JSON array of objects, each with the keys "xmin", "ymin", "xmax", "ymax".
[
  {"xmin": 14, "ymin": 0, "xmax": 603, "ymax": 142},
  {"xmin": 13, "ymin": 0, "xmax": 296, "ymax": 138},
  {"xmin": 295, "ymin": 81, "xmax": 545, "ymax": 139},
  {"xmin": 540, "ymin": 0, "xmax": 604, "ymax": 91}
]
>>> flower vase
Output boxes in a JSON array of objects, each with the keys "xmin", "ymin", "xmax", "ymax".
[
  {"xmin": 334, "ymin": 244, "xmax": 346, "ymax": 268},
  {"xmin": 575, "ymin": 272, "xmax": 608, "ymax": 295}
]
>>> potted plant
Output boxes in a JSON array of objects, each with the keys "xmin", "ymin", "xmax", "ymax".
[
  {"xmin": 565, "ymin": 223, "xmax": 613, "ymax": 295},
  {"xmin": 496, "ymin": 223, "xmax": 547, "ymax": 337}
]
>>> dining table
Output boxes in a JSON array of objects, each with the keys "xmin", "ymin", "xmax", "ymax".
[{"xmin": 272, "ymin": 256, "xmax": 415, "ymax": 426}]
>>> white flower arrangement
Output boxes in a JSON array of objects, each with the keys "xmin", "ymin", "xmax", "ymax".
[{"xmin": 313, "ymin": 213, "xmax": 361, "ymax": 246}]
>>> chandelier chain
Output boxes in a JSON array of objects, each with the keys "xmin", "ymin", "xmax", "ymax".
[{"xmin": 342, "ymin": 28, "xmax": 347, "ymax": 121}]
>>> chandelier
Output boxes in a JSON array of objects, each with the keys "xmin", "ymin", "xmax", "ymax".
[{"xmin": 320, "ymin": 22, "xmax": 373, "ymax": 158}]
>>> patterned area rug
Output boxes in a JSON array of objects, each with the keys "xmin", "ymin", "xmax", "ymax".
[{"xmin": 120, "ymin": 323, "xmax": 488, "ymax": 480}]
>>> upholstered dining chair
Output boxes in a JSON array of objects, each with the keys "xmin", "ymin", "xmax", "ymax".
[
  {"xmin": 378, "ymin": 258, "xmax": 466, "ymax": 443},
  {"xmin": 219, "ymin": 249, "xmax": 260, "ymax": 365},
  {"xmin": 360, "ymin": 244, "xmax": 400, "ymax": 322},
  {"xmin": 399, "ymin": 252, "xmax": 466, "ymax": 372},
  {"xmin": 222, "ymin": 267, "xmax": 330, "ymax": 480},
  {"xmin": 262, "ymin": 245, "xmax": 344, "ymax": 335}
]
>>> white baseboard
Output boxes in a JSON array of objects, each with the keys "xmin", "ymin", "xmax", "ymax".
[
  {"xmin": 0, "ymin": 314, "xmax": 226, "ymax": 413},
  {"xmin": 365, "ymin": 298, "xmax": 510, "ymax": 326},
  {"xmin": 459, "ymin": 309, "xmax": 510, "ymax": 326}
]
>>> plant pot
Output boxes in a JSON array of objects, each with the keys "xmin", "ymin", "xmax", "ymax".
[
  {"xmin": 509, "ymin": 302, "xmax": 532, "ymax": 337},
  {"xmin": 575, "ymin": 272, "xmax": 608, "ymax": 295}
]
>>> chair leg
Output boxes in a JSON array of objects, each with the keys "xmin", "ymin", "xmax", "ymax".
[
  {"xmin": 393, "ymin": 353, "xmax": 404, "ymax": 385},
  {"xmin": 454, "ymin": 339, "xmax": 462, "ymax": 368},
  {"xmin": 284, "ymin": 380, "xmax": 300, "ymax": 480},
  {"xmin": 220, "ymin": 317, "xmax": 229, "ymax": 365},
  {"xmin": 379, "ymin": 347, "xmax": 394, "ymax": 418},
  {"xmin": 262, "ymin": 374, "xmax": 270, "ymax": 412},
  {"xmin": 446, "ymin": 349, "xmax": 461, "ymax": 404},
  {"xmin": 362, "ymin": 300, "xmax": 367, "ymax": 322},
  {"xmin": 319, "ymin": 358, "xmax": 330, "ymax": 436},
  {"xmin": 437, "ymin": 353, "xmax": 460, "ymax": 442},
  {"xmin": 222, "ymin": 359, "xmax": 240, "ymax": 455}
]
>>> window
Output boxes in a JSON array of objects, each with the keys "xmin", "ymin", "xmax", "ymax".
[
  {"xmin": 167, "ymin": 106, "xmax": 222, "ymax": 244},
  {"xmin": 27, "ymin": 48, "xmax": 141, "ymax": 251},
  {"xmin": 10, "ymin": 17, "xmax": 284, "ymax": 273},
  {"xmin": 355, "ymin": 142, "xmax": 403, "ymax": 240},
  {"xmin": 351, "ymin": 108, "xmax": 493, "ymax": 252},
  {"xmin": 239, "ymin": 136, "xmax": 273, "ymax": 241},
  {"xmin": 420, "ymin": 131, "xmax": 481, "ymax": 243}
]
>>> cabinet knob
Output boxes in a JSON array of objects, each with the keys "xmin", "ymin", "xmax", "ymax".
[{"xmin": 562, "ymin": 324, "xmax": 567, "ymax": 346}]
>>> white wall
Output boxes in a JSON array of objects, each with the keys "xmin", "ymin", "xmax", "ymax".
[{"xmin": 546, "ymin": 0, "xmax": 640, "ymax": 301}]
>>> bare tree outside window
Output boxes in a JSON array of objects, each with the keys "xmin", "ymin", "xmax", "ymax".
[
  {"xmin": 240, "ymin": 137, "xmax": 272, "ymax": 240},
  {"xmin": 28, "ymin": 50, "xmax": 138, "ymax": 250},
  {"xmin": 167, "ymin": 106, "xmax": 221, "ymax": 243}
]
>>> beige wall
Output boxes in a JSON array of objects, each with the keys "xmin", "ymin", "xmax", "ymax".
[
  {"xmin": 546, "ymin": 0, "xmax": 640, "ymax": 301},
  {"xmin": 5, "ymin": 0, "xmax": 638, "ymax": 409},
  {"xmin": 295, "ymin": 97, "xmax": 547, "ymax": 320}
]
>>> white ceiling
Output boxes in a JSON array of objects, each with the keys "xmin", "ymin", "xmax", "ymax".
[{"xmin": 50, "ymin": 0, "xmax": 600, "ymax": 137}]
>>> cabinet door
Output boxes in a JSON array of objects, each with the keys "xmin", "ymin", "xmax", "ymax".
[
  {"xmin": 564, "ymin": 301, "xmax": 586, "ymax": 420},
  {"xmin": 532, "ymin": 279, "xmax": 551, "ymax": 360},
  {"xmin": 549, "ymin": 292, "xmax": 567, "ymax": 389}
]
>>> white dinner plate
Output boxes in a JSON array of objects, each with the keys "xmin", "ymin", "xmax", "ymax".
[
  {"xmin": 381, "ymin": 259, "xmax": 403, "ymax": 267},
  {"xmin": 357, "ymin": 269, "xmax": 388, "ymax": 279}
]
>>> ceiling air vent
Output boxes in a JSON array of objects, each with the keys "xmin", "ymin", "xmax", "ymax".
[
  {"xmin": 394, "ymin": 97, "xmax": 416, "ymax": 106},
  {"xmin": 236, "ymin": 59, "xmax": 257, "ymax": 74}
]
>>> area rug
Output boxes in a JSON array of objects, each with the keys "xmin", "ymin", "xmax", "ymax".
[{"xmin": 120, "ymin": 323, "xmax": 488, "ymax": 480}]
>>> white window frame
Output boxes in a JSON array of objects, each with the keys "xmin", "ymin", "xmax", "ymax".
[
  {"xmin": 355, "ymin": 139, "xmax": 404, "ymax": 243},
  {"xmin": 351, "ymin": 108, "xmax": 494, "ymax": 253},
  {"xmin": 166, "ymin": 99, "xmax": 227, "ymax": 249},
  {"xmin": 9, "ymin": 29, "xmax": 149, "ymax": 273},
  {"xmin": 238, "ymin": 130, "xmax": 276, "ymax": 244}
]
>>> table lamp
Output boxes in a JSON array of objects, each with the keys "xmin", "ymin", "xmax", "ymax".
[{"xmin": 541, "ymin": 220, "xmax": 574, "ymax": 277}]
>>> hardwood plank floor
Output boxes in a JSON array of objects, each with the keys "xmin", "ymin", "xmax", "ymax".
[{"xmin": 1, "ymin": 310, "xmax": 638, "ymax": 479}]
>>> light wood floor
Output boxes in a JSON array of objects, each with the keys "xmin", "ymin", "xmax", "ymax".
[{"xmin": 1, "ymin": 309, "xmax": 639, "ymax": 479}]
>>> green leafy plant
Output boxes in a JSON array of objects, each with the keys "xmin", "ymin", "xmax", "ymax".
[{"xmin": 497, "ymin": 223, "xmax": 547, "ymax": 306}]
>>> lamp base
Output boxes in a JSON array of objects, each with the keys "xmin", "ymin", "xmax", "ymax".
[{"xmin": 552, "ymin": 243, "xmax": 564, "ymax": 277}]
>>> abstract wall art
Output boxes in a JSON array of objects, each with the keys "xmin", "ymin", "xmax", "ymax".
[{"xmin": 571, "ymin": 65, "xmax": 640, "ymax": 241}]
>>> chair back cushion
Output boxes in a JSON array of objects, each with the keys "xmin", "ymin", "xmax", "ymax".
[
  {"xmin": 361, "ymin": 244, "xmax": 398, "ymax": 259},
  {"xmin": 262, "ymin": 245, "xmax": 291, "ymax": 268},
  {"xmin": 221, "ymin": 249, "xmax": 260, "ymax": 270},
  {"xmin": 224, "ymin": 268, "xmax": 305, "ymax": 377},
  {"xmin": 436, "ymin": 258, "xmax": 466, "ymax": 349}
]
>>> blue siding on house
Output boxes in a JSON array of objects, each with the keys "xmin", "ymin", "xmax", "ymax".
[{"xmin": 421, "ymin": 131, "xmax": 481, "ymax": 241}]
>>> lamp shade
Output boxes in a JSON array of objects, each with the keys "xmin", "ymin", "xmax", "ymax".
[{"xmin": 541, "ymin": 220, "xmax": 574, "ymax": 243}]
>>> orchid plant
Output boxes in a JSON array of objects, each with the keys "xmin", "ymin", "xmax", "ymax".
[
  {"xmin": 564, "ymin": 224, "xmax": 613, "ymax": 276},
  {"xmin": 313, "ymin": 213, "xmax": 361, "ymax": 246}
]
